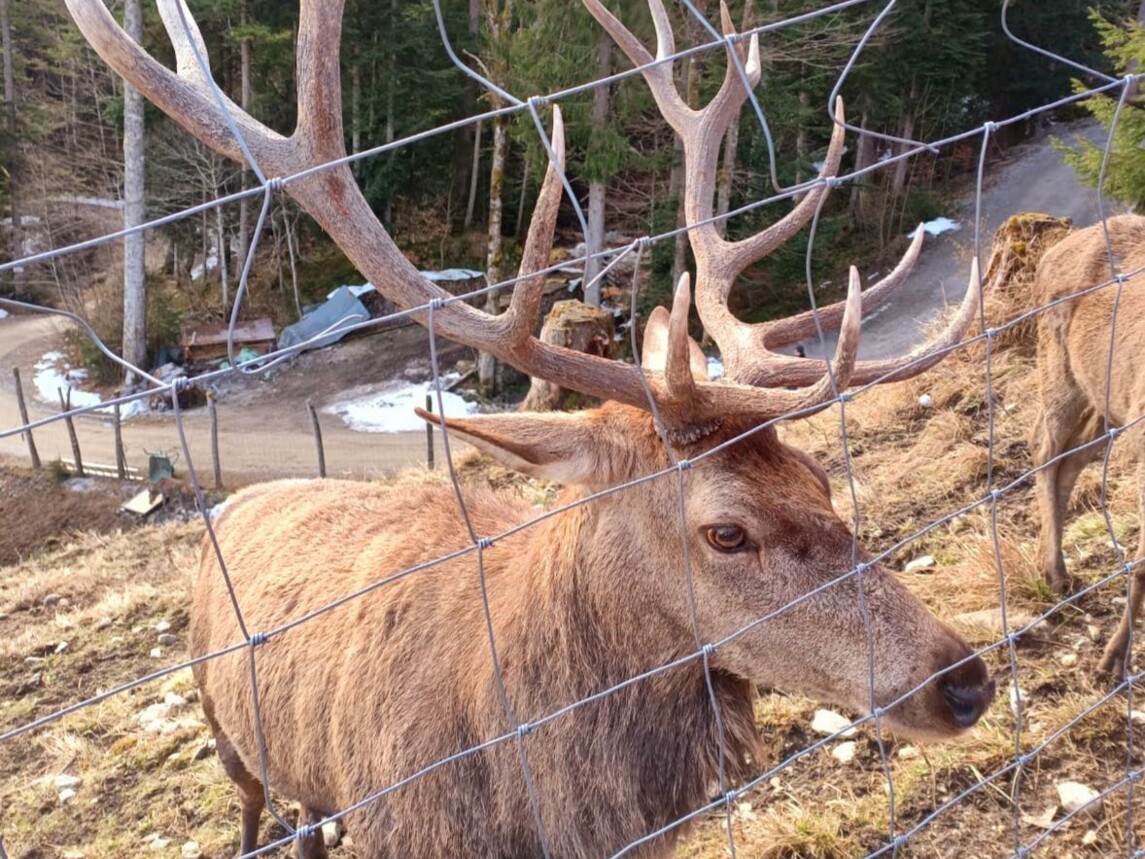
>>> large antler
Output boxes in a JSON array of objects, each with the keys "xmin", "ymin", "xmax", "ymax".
[
  {"xmin": 64, "ymin": 0, "xmax": 977, "ymax": 433},
  {"xmin": 583, "ymin": 0, "xmax": 981, "ymax": 396}
]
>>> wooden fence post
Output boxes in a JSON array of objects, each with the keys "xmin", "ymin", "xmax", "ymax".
[
  {"xmin": 425, "ymin": 393, "xmax": 435, "ymax": 471},
  {"xmin": 208, "ymin": 392, "xmax": 222, "ymax": 490},
  {"xmin": 113, "ymin": 402, "xmax": 127, "ymax": 479},
  {"xmin": 12, "ymin": 367, "xmax": 40, "ymax": 468},
  {"xmin": 57, "ymin": 387, "xmax": 84, "ymax": 478},
  {"xmin": 307, "ymin": 399, "xmax": 326, "ymax": 478}
]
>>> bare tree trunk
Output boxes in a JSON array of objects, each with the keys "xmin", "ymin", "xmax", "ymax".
[
  {"xmin": 0, "ymin": 0, "xmax": 24, "ymax": 291},
  {"xmin": 514, "ymin": 151, "xmax": 530, "ymax": 237},
  {"xmin": 795, "ymin": 86, "xmax": 809, "ymax": 188},
  {"xmin": 477, "ymin": 112, "xmax": 507, "ymax": 395},
  {"xmin": 465, "ymin": 121, "xmax": 484, "ymax": 229},
  {"xmin": 715, "ymin": 0, "xmax": 753, "ymax": 239},
  {"xmin": 216, "ymin": 203, "xmax": 229, "ymax": 313},
  {"xmin": 237, "ymin": 1, "xmax": 252, "ymax": 279},
  {"xmin": 891, "ymin": 78, "xmax": 917, "ymax": 197},
  {"xmin": 849, "ymin": 104, "xmax": 875, "ymax": 225},
  {"xmin": 122, "ymin": 0, "xmax": 147, "ymax": 379},
  {"xmin": 583, "ymin": 29, "xmax": 612, "ymax": 306},
  {"xmin": 383, "ymin": 0, "xmax": 396, "ymax": 227},
  {"xmin": 283, "ymin": 208, "xmax": 301, "ymax": 317}
]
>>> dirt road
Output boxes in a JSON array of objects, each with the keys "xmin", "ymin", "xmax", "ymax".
[{"xmin": 0, "ymin": 315, "xmax": 469, "ymax": 483}]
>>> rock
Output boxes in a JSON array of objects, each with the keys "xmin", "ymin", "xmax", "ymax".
[
  {"xmin": 810, "ymin": 709, "xmax": 856, "ymax": 738},
  {"xmin": 62, "ymin": 851, "xmax": 86, "ymax": 859},
  {"xmin": 1083, "ymin": 829, "xmax": 1098, "ymax": 846},
  {"xmin": 918, "ymin": 393, "xmax": 934, "ymax": 408},
  {"xmin": 1020, "ymin": 805, "xmax": 1058, "ymax": 829},
  {"xmin": 322, "ymin": 821, "xmax": 342, "ymax": 848},
  {"xmin": 1060, "ymin": 652, "xmax": 1079, "ymax": 668},
  {"xmin": 832, "ymin": 741, "xmax": 857, "ymax": 764},
  {"xmin": 147, "ymin": 838, "xmax": 171, "ymax": 851},
  {"xmin": 192, "ymin": 739, "xmax": 216, "ymax": 761},
  {"xmin": 1087, "ymin": 625, "xmax": 1102, "ymax": 643},
  {"xmin": 25, "ymin": 656, "xmax": 43, "ymax": 666},
  {"xmin": 164, "ymin": 692, "xmax": 188, "ymax": 707},
  {"xmin": 95, "ymin": 617, "xmax": 112, "ymax": 630},
  {"xmin": 137, "ymin": 701, "xmax": 206, "ymax": 736},
  {"xmin": 1131, "ymin": 710, "xmax": 1145, "ymax": 726},
  {"xmin": 42, "ymin": 593, "xmax": 62, "ymax": 606},
  {"xmin": 54, "ymin": 774, "xmax": 81, "ymax": 790},
  {"xmin": 897, "ymin": 745, "xmax": 919, "ymax": 760},
  {"xmin": 58, "ymin": 788, "xmax": 76, "ymax": 804},
  {"xmin": 157, "ymin": 633, "xmax": 177, "ymax": 647},
  {"xmin": 181, "ymin": 840, "xmax": 202, "ymax": 859},
  {"xmin": 150, "ymin": 648, "xmax": 163, "ymax": 659},
  {"xmin": 155, "ymin": 621, "xmax": 172, "ymax": 633},
  {"xmin": 904, "ymin": 555, "xmax": 937, "ymax": 574},
  {"xmin": 1057, "ymin": 781, "xmax": 1101, "ymax": 814},
  {"xmin": 54, "ymin": 640, "xmax": 69, "ymax": 654}
]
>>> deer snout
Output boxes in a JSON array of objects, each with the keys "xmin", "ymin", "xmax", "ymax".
[{"xmin": 937, "ymin": 654, "xmax": 995, "ymax": 729}]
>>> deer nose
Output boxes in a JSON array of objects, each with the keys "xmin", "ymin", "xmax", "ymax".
[{"xmin": 939, "ymin": 658, "xmax": 996, "ymax": 729}]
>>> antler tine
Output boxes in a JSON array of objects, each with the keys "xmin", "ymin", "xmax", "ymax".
[
  {"xmin": 759, "ymin": 224, "xmax": 926, "ymax": 349},
  {"xmin": 500, "ymin": 107, "xmax": 567, "ymax": 345},
  {"xmin": 665, "ymin": 273, "xmax": 699, "ymax": 402}
]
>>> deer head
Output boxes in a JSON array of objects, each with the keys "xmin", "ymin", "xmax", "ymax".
[{"xmin": 66, "ymin": 0, "xmax": 993, "ymax": 741}]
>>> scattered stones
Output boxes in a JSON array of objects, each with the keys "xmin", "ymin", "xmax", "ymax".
[
  {"xmin": 62, "ymin": 851, "xmax": 86, "ymax": 859},
  {"xmin": 1083, "ymin": 829, "xmax": 1099, "ymax": 846},
  {"xmin": 917, "ymin": 393, "xmax": 934, "ymax": 408},
  {"xmin": 157, "ymin": 633, "xmax": 178, "ymax": 647},
  {"xmin": 955, "ymin": 608, "xmax": 1039, "ymax": 636},
  {"xmin": 181, "ymin": 840, "xmax": 202, "ymax": 859},
  {"xmin": 831, "ymin": 741, "xmax": 857, "ymax": 764},
  {"xmin": 897, "ymin": 745, "xmax": 919, "ymax": 760},
  {"xmin": 164, "ymin": 692, "xmax": 188, "ymax": 707},
  {"xmin": 58, "ymin": 788, "xmax": 76, "ymax": 804},
  {"xmin": 192, "ymin": 739, "xmax": 216, "ymax": 761},
  {"xmin": 42, "ymin": 593, "xmax": 62, "ymax": 607},
  {"xmin": 810, "ymin": 709, "xmax": 857, "ymax": 738},
  {"xmin": 54, "ymin": 640, "xmax": 69, "ymax": 654},
  {"xmin": 1057, "ymin": 781, "xmax": 1101, "ymax": 814},
  {"xmin": 1087, "ymin": 624, "xmax": 1102, "ymax": 643},
  {"xmin": 1060, "ymin": 652, "xmax": 1079, "ymax": 668},
  {"xmin": 1020, "ymin": 805, "xmax": 1057, "ymax": 829},
  {"xmin": 137, "ymin": 697, "xmax": 205, "ymax": 736},
  {"xmin": 94, "ymin": 616, "xmax": 112, "ymax": 630},
  {"xmin": 24, "ymin": 656, "xmax": 43, "ymax": 666},
  {"xmin": 155, "ymin": 621, "xmax": 172, "ymax": 633},
  {"xmin": 54, "ymin": 774, "xmax": 81, "ymax": 790},
  {"xmin": 1131, "ymin": 710, "xmax": 1145, "ymax": 726},
  {"xmin": 904, "ymin": 555, "xmax": 937, "ymax": 574},
  {"xmin": 150, "ymin": 648, "xmax": 163, "ymax": 659}
]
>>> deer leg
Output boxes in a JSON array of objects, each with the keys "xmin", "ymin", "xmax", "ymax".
[
  {"xmin": 295, "ymin": 806, "xmax": 329, "ymax": 859},
  {"xmin": 1099, "ymin": 443, "xmax": 1145, "ymax": 678},
  {"xmin": 1031, "ymin": 400, "xmax": 1101, "ymax": 595},
  {"xmin": 213, "ymin": 728, "xmax": 265, "ymax": 857}
]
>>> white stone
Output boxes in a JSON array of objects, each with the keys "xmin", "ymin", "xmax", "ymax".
[
  {"xmin": 1060, "ymin": 652, "xmax": 1079, "ymax": 668},
  {"xmin": 95, "ymin": 617, "xmax": 112, "ymax": 630},
  {"xmin": 904, "ymin": 555, "xmax": 936, "ymax": 574},
  {"xmin": 1131, "ymin": 710, "xmax": 1145, "ymax": 725},
  {"xmin": 897, "ymin": 745, "xmax": 919, "ymax": 760},
  {"xmin": 58, "ymin": 788, "xmax": 76, "ymax": 804},
  {"xmin": 810, "ymin": 709, "xmax": 856, "ymax": 738},
  {"xmin": 1087, "ymin": 625, "xmax": 1102, "ymax": 642},
  {"xmin": 163, "ymin": 692, "xmax": 188, "ymax": 707},
  {"xmin": 181, "ymin": 840, "xmax": 202, "ymax": 859},
  {"xmin": 54, "ymin": 774, "xmax": 81, "ymax": 790},
  {"xmin": 831, "ymin": 741, "xmax": 857, "ymax": 764},
  {"xmin": 918, "ymin": 393, "xmax": 934, "ymax": 408},
  {"xmin": 1083, "ymin": 829, "xmax": 1099, "ymax": 846},
  {"xmin": 62, "ymin": 851, "xmax": 86, "ymax": 859},
  {"xmin": 150, "ymin": 648, "xmax": 163, "ymax": 659},
  {"xmin": 155, "ymin": 621, "xmax": 172, "ymax": 633},
  {"xmin": 147, "ymin": 837, "xmax": 171, "ymax": 851},
  {"xmin": 55, "ymin": 640, "xmax": 69, "ymax": 654},
  {"xmin": 1057, "ymin": 781, "xmax": 1101, "ymax": 814}
]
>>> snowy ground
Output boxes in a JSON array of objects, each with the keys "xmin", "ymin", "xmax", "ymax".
[
  {"xmin": 33, "ymin": 351, "xmax": 146, "ymax": 417},
  {"xmin": 323, "ymin": 373, "xmax": 479, "ymax": 433}
]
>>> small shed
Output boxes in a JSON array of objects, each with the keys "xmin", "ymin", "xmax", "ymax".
[{"xmin": 181, "ymin": 318, "xmax": 276, "ymax": 364}]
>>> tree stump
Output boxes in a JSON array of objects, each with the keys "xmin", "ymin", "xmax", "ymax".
[{"xmin": 520, "ymin": 300, "xmax": 615, "ymax": 412}]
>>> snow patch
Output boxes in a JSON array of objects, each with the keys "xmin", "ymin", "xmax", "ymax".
[
  {"xmin": 908, "ymin": 217, "xmax": 961, "ymax": 239},
  {"xmin": 32, "ymin": 351, "xmax": 147, "ymax": 418},
  {"xmin": 324, "ymin": 374, "xmax": 479, "ymax": 433},
  {"xmin": 0, "ymin": 307, "xmax": 8, "ymax": 319},
  {"xmin": 707, "ymin": 356, "xmax": 724, "ymax": 380}
]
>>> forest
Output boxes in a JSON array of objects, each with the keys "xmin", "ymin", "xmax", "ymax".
[{"xmin": 0, "ymin": 0, "xmax": 1139, "ymax": 387}]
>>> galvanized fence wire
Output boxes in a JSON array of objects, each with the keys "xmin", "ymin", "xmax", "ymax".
[{"xmin": 1, "ymin": 1, "xmax": 1145, "ymax": 857}]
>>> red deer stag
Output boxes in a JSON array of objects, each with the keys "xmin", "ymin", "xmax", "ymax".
[
  {"xmin": 1030, "ymin": 214, "xmax": 1145, "ymax": 676},
  {"xmin": 65, "ymin": 0, "xmax": 995, "ymax": 856}
]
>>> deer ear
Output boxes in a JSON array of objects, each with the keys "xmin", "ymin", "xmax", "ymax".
[{"xmin": 414, "ymin": 408, "xmax": 607, "ymax": 486}]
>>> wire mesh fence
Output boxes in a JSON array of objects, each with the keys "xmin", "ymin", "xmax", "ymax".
[{"xmin": 2, "ymin": 1, "xmax": 1144, "ymax": 857}]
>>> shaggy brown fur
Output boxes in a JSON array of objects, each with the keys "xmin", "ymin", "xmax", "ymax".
[
  {"xmin": 1029, "ymin": 214, "xmax": 1145, "ymax": 675},
  {"xmin": 192, "ymin": 406, "xmax": 993, "ymax": 859}
]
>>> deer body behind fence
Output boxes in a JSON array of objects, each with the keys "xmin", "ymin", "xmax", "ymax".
[{"xmin": 1029, "ymin": 214, "xmax": 1145, "ymax": 676}]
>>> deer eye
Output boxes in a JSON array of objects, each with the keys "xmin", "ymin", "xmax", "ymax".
[{"xmin": 705, "ymin": 525, "xmax": 746, "ymax": 553}]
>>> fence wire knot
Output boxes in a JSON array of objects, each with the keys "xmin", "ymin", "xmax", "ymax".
[
  {"xmin": 983, "ymin": 120, "xmax": 998, "ymax": 135},
  {"xmin": 266, "ymin": 177, "xmax": 286, "ymax": 193},
  {"xmin": 248, "ymin": 632, "xmax": 268, "ymax": 647},
  {"xmin": 854, "ymin": 561, "xmax": 869, "ymax": 575},
  {"xmin": 1016, "ymin": 752, "xmax": 1034, "ymax": 769},
  {"xmin": 428, "ymin": 297, "xmax": 447, "ymax": 311},
  {"xmin": 838, "ymin": 391, "xmax": 853, "ymax": 403},
  {"xmin": 476, "ymin": 536, "xmax": 494, "ymax": 551},
  {"xmin": 295, "ymin": 823, "xmax": 316, "ymax": 841},
  {"xmin": 677, "ymin": 458, "xmax": 693, "ymax": 472},
  {"xmin": 516, "ymin": 722, "xmax": 534, "ymax": 739},
  {"xmin": 891, "ymin": 834, "xmax": 909, "ymax": 852}
]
